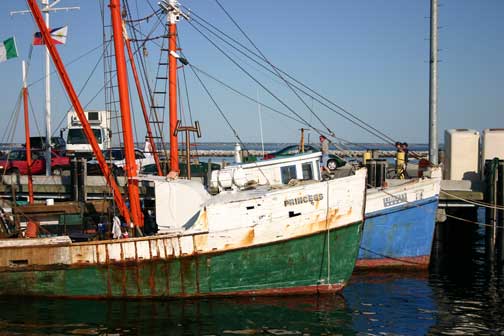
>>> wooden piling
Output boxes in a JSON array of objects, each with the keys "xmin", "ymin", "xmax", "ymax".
[
  {"xmin": 485, "ymin": 158, "xmax": 502, "ymax": 258},
  {"xmin": 497, "ymin": 161, "xmax": 504, "ymax": 260}
]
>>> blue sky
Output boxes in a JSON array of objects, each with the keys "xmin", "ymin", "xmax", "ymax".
[{"xmin": 0, "ymin": 0, "xmax": 502, "ymax": 144}]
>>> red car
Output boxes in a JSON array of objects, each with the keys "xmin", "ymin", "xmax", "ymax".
[{"xmin": 0, "ymin": 149, "xmax": 70, "ymax": 175}]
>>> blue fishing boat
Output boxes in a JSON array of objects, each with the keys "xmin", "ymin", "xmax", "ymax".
[{"xmin": 357, "ymin": 169, "xmax": 441, "ymax": 268}]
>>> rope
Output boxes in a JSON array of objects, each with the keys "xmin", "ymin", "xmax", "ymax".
[
  {"xmin": 187, "ymin": 63, "xmax": 248, "ymax": 151},
  {"xmin": 445, "ymin": 213, "xmax": 504, "ymax": 230},
  {"xmin": 123, "ymin": 9, "xmax": 160, "ymax": 23},
  {"xmin": 440, "ymin": 190, "xmax": 504, "ymax": 210},
  {"xmin": 325, "ymin": 181, "xmax": 331, "ymax": 286}
]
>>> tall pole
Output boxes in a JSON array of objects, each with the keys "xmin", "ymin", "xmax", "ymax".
[
  {"xmin": 43, "ymin": 0, "xmax": 51, "ymax": 176},
  {"xmin": 110, "ymin": 0, "xmax": 143, "ymax": 228},
  {"xmin": 11, "ymin": 1, "xmax": 80, "ymax": 176},
  {"xmin": 22, "ymin": 61, "xmax": 34, "ymax": 205},
  {"xmin": 168, "ymin": 0, "xmax": 179, "ymax": 173},
  {"xmin": 429, "ymin": 0, "xmax": 439, "ymax": 165},
  {"xmin": 26, "ymin": 0, "xmax": 132, "ymax": 225}
]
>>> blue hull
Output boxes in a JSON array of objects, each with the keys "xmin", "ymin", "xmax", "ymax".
[{"xmin": 357, "ymin": 196, "xmax": 438, "ymax": 268}]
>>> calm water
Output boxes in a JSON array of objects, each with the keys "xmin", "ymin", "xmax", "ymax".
[{"xmin": 1, "ymin": 216, "xmax": 503, "ymax": 335}]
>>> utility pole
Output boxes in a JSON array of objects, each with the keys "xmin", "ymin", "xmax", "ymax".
[
  {"xmin": 11, "ymin": 0, "xmax": 80, "ymax": 176},
  {"xmin": 428, "ymin": 0, "xmax": 439, "ymax": 165}
]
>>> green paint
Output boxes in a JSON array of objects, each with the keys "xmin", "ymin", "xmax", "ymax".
[{"xmin": 0, "ymin": 222, "xmax": 362, "ymax": 298}]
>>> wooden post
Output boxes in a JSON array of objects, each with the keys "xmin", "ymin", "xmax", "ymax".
[
  {"xmin": 174, "ymin": 121, "xmax": 201, "ymax": 179},
  {"xmin": 485, "ymin": 158, "xmax": 499, "ymax": 257},
  {"xmin": 497, "ymin": 161, "xmax": 504, "ymax": 260}
]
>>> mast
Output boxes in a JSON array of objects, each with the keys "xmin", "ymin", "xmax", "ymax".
[
  {"xmin": 11, "ymin": 1, "xmax": 79, "ymax": 176},
  {"xmin": 26, "ymin": 0, "xmax": 132, "ymax": 225},
  {"xmin": 168, "ymin": 5, "xmax": 179, "ymax": 172},
  {"xmin": 158, "ymin": 0, "xmax": 189, "ymax": 173},
  {"xmin": 110, "ymin": 0, "xmax": 143, "ymax": 227},
  {"xmin": 123, "ymin": 24, "xmax": 163, "ymax": 176},
  {"xmin": 22, "ymin": 61, "xmax": 34, "ymax": 205},
  {"xmin": 428, "ymin": 0, "xmax": 439, "ymax": 165}
]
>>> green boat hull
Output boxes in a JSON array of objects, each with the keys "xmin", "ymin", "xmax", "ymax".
[{"xmin": 0, "ymin": 221, "xmax": 362, "ymax": 298}]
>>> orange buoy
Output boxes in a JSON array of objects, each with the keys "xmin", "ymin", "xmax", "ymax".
[{"xmin": 25, "ymin": 220, "xmax": 39, "ymax": 238}]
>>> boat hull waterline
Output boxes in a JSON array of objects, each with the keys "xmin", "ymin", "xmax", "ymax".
[
  {"xmin": 0, "ymin": 171, "xmax": 366, "ymax": 298},
  {"xmin": 357, "ymin": 177, "xmax": 441, "ymax": 269},
  {"xmin": 0, "ymin": 223, "xmax": 361, "ymax": 299}
]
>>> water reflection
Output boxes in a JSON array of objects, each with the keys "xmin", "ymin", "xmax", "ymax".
[
  {"xmin": 345, "ymin": 270, "xmax": 436, "ymax": 336},
  {"xmin": 2, "ymin": 214, "xmax": 504, "ymax": 335},
  {"xmin": 428, "ymin": 218, "xmax": 504, "ymax": 335},
  {"xmin": 0, "ymin": 295, "xmax": 355, "ymax": 335}
]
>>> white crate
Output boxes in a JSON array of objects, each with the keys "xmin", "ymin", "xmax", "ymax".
[{"xmin": 444, "ymin": 129, "xmax": 480, "ymax": 181}]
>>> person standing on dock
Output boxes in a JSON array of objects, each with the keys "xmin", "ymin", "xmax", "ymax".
[
  {"xmin": 395, "ymin": 141, "xmax": 403, "ymax": 153},
  {"xmin": 320, "ymin": 135, "xmax": 329, "ymax": 173},
  {"xmin": 401, "ymin": 142, "xmax": 409, "ymax": 162},
  {"xmin": 144, "ymin": 136, "xmax": 153, "ymax": 158},
  {"xmin": 401, "ymin": 142, "xmax": 410, "ymax": 178}
]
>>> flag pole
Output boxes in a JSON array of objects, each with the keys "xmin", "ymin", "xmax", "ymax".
[
  {"xmin": 11, "ymin": 1, "xmax": 79, "ymax": 176},
  {"xmin": 22, "ymin": 61, "xmax": 34, "ymax": 205}
]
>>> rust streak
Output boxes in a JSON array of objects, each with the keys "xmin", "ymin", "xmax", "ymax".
[
  {"xmin": 200, "ymin": 208, "xmax": 208, "ymax": 231},
  {"xmin": 194, "ymin": 233, "xmax": 208, "ymax": 252},
  {"xmin": 105, "ymin": 243, "xmax": 111, "ymax": 297},
  {"xmin": 178, "ymin": 237, "xmax": 185, "ymax": 295},
  {"xmin": 120, "ymin": 243, "xmax": 127, "ymax": 297},
  {"xmin": 193, "ymin": 235, "xmax": 200, "ymax": 294},
  {"xmin": 163, "ymin": 239, "xmax": 170, "ymax": 296},
  {"xmin": 148, "ymin": 240, "xmax": 156, "ymax": 296},
  {"xmin": 240, "ymin": 228, "xmax": 255, "ymax": 246},
  {"xmin": 134, "ymin": 241, "xmax": 141, "ymax": 296}
]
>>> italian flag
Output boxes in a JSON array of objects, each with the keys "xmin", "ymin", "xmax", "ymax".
[{"xmin": 0, "ymin": 37, "xmax": 18, "ymax": 63}]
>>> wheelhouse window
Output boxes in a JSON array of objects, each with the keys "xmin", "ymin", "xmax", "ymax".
[
  {"xmin": 302, "ymin": 162, "xmax": 313, "ymax": 180},
  {"xmin": 67, "ymin": 128, "xmax": 103, "ymax": 145},
  {"xmin": 281, "ymin": 165, "xmax": 297, "ymax": 184}
]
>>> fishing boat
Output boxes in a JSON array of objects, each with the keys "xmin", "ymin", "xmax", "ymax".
[
  {"xmin": 0, "ymin": 0, "xmax": 367, "ymax": 298},
  {"xmin": 213, "ymin": 149, "xmax": 441, "ymax": 269},
  {"xmin": 357, "ymin": 167, "xmax": 441, "ymax": 268}
]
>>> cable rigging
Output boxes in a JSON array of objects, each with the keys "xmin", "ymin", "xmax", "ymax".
[
  {"xmin": 185, "ymin": 7, "xmax": 397, "ymax": 145},
  {"xmin": 213, "ymin": 0, "xmax": 335, "ymax": 138}
]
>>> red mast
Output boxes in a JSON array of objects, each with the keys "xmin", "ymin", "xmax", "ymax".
[
  {"xmin": 22, "ymin": 61, "xmax": 34, "ymax": 205},
  {"xmin": 123, "ymin": 24, "xmax": 163, "ymax": 176},
  {"xmin": 168, "ymin": 21, "xmax": 179, "ymax": 173},
  {"xmin": 26, "ymin": 0, "xmax": 132, "ymax": 225},
  {"xmin": 110, "ymin": 0, "xmax": 143, "ymax": 227}
]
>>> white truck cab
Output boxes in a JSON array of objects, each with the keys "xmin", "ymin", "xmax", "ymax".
[{"xmin": 65, "ymin": 110, "xmax": 111, "ymax": 158}]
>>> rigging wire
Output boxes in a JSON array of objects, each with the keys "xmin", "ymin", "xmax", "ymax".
[
  {"xmin": 124, "ymin": 9, "xmax": 161, "ymax": 23},
  {"xmin": 27, "ymin": 44, "xmax": 103, "ymax": 89},
  {"xmin": 213, "ymin": 0, "xmax": 335, "ymax": 137},
  {"xmin": 177, "ymin": 36, "xmax": 198, "ymax": 156},
  {"xmin": 187, "ymin": 63, "xmax": 247, "ymax": 150},
  {"xmin": 186, "ymin": 9, "xmax": 397, "ymax": 145},
  {"xmin": 125, "ymin": 0, "xmax": 170, "ymax": 161},
  {"xmin": 51, "ymin": 41, "xmax": 111, "ymax": 138},
  {"xmin": 184, "ymin": 24, "xmax": 366, "ymax": 151},
  {"xmin": 187, "ymin": 21, "xmax": 315, "ymax": 142},
  {"xmin": 1, "ymin": 92, "xmax": 22, "ymax": 145}
]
